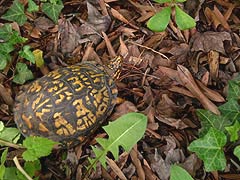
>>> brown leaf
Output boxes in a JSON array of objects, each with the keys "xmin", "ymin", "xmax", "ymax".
[
  {"xmin": 207, "ymin": 50, "xmax": 219, "ymax": 80},
  {"xmin": 177, "ymin": 65, "xmax": 220, "ymax": 115},
  {"xmin": 190, "ymin": 31, "xmax": 232, "ymax": 54}
]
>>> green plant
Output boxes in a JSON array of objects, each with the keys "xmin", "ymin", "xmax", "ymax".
[
  {"xmin": 170, "ymin": 165, "xmax": 193, "ymax": 180},
  {"xmin": 188, "ymin": 74, "xmax": 240, "ymax": 172},
  {"xmin": 1, "ymin": 0, "xmax": 63, "ymax": 24},
  {"xmin": 87, "ymin": 112, "xmax": 147, "ymax": 174},
  {"xmin": 0, "ymin": 122, "xmax": 58, "ymax": 180},
  {"xmin": 147, "ymin": 0, "xmax": 196, "ymax": 32}
]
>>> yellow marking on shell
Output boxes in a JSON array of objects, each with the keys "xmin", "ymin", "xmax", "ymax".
[
  {"xmin": 22, "ymin": 114, "xmax": 32, "ymax": 129},
  {"xmin": 32, "ymin": 94, "xmax": 42, "ymax": 109},
  {"xmin": 103, "ymin": 97, "xmax": 109, "ymax": 103},
  {"xmin": 54, "ymin": 114, "xmax": 76, "ymax": 136},
  {"xmin": 55, "ymin": 94, "xmax": 65, "ymax": 104},
  {"xmin": 38, "ymin": 123, "xmax": 49, "ymax": 132},
  {"xmin": 96, "ymin": 103, "xmax": 107, "ymax": 116},
  {"xmin": 67, "ymin": 76, "xmax": 78, "ymax": 81},
  {"xmin": 35, "ymin": 98, "xmax": 50, "ymax": 111},
  {"xmin": 48, "ymin": 85, "xmax": 58, "ymax": 93},
  {"xmin": 93, "ymin": 77, "xmax": 101, "ymax": 83},
  {"xmin": 91, "ymin": 89, "xmax": 98, "ymax": 94},
  {"xmin": 29, "ymin": 82, "xmax": 42, "ymax": 93},
  {"xmin": 54, "ymin": 86, "xmax": 68, "ymax": 95},
  {"xmin": 36, "ymin": 109, "xmax": 50, "ymax": 121}
]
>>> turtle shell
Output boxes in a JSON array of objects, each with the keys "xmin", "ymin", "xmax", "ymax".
[{"xmin": 14, "ymin": 62, "xmax": 117, "ymax": 143}]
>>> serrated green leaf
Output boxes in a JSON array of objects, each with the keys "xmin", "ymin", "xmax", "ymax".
[
  {"xmin": 233, "ymin": 146, "xmax": 240, "ymax": 161},
  {"xmin": 0, "ymin": 127, "xmax": 20, "ymax": 144},
  {"xmin": 22, "ymin": 136, "xmax": 58, "ymax": 161},
  {"xmin": 24, "ymin": 160, "xmax": 41, "ymax": 178},
  {"xmin": 196, "ymin": 109, "xmax": 231, "ymax": 137},
  {"xmin": 175, "ymin": 5, "xmax": 196, "ymax": 30},
  {"xmin": 225, "ymin": 121, "xmax": 240, "ymax": 142},
  {"xmin": 170, "ymin": 165, "xmax": 193, "ymax": 180},
  {"xmin": 89, "ymin": 113, "xmax": 147, "ymax": 170},
  {"xmin": 42, "ymin": 2, "xmax": 63, "ymax": 23},
  {"xmin": 0, "ymin": 24, "xmax": 12, "ymax": 41},
  {"xmin": 13, "ymin": 62, "xmax": 34, "ymax": 84},
  {"xmin": 27, "ymin": 0, "xmax": 39, "ymax": 12},
  {"xmin": 147, "ymin": 7, "xmax": 171, "ymax": 32},
  {"xmin": 1, "ymin": 0, "xmax": 27, "ymax": 26},
  {"xmin": 227, "ymin": 74, "xmax": 240, "ymax": 100},
  {"xmin": 19, "ymin": 45, "xmax": 35, "ymax": 63},
  {"xmin": 188, "ymin": 128, "xmax": 226, "ymax": 172}
]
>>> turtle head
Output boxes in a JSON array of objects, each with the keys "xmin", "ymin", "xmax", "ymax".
[{"xmin": 105, "ymin": 56, "xmax": 122, "ymax": 79}]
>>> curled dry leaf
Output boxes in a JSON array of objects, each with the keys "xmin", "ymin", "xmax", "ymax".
[
  {"xmin": 177, "ymin": 65, "xmax": 220, "ymax": 115},
  {"xmin": 207, "ymin": 50, "xmax": 219, "ymax": 80}
]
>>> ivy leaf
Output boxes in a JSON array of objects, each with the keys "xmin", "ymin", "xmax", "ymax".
[
  {"xmin": 219, "ymin": 99, "xmax": 240, "ymax": 121},
  {"xmin": 147, "ymin": 7, "xmax": 171, "ymax": 32},
  {"xmin": 188, "ymin": 128, "xmax": 227, "ymax": 172},
  {"xmin": 88, "ymin": 112, "xmax": 147, "ymax": 170},
  {"xmin": 1, "ymin": 0, "xmax": 27, "ymax": 26},
  {"xmin": 42, "ymin": 2, "xmax": 63, "ymax": 23},
  {"xmin": 0, "ymin": 24, "xmax": 12, "ymax": 41},
  {"xmin": 197, "ymin": 109, "xmax": 231, "ymax": 137},
  {"xmin": 22, "ymin": 136, "xmax": 58, "ymax": 161},
  {"xmin": 8, "ymin": 31, "xmax": 27, "ymax": 44},
  {"xmin": 227, "ymin": 74, "xmax": 240, "ymax": 100},
  {"xmin": 170, "ymin": 165, "xmax": 193, "ymax": 180},
  {"xmin": 19, "ymin": 45, "xmax": 35, "ymax": 63},
  {"xmin": 233, "ymin": 146, "xmax": 240, "ymax": 161},
  {"xmin": 13, "ymin": 62, "xmax": 34, "ymax": 84},
  {"xmin": 175, "ymin": 5, "xmax": 196, "ymax": 30},
  {"xmin": 27, "ymin": 0, "xmax": 39, "ymax": 12},
  {"xmin": 225, "ymin": 121, "xmax": 240, "ymax": 142},
  {"xmin": 0, "ymin": 59, "xmax": 7, "ymax": 70}
]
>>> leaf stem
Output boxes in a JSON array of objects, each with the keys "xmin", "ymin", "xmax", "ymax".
[
  {"xmin": 0, "ymin": 139, "xmax": 24, "ymax": 149},
  {"xmin": 13, "ymin": 156, "xmax": 33, "ymax": 180}
]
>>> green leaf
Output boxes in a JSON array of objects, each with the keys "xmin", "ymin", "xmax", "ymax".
[
  {"xmin": 19, "ymin": 45, "xmax": 35, "ymax": 63},
  {"xmin": 13, "ymin": 62, "xmax": 34, "ymax": 84},
  {"xmin": 89, "ymin": 112, "xmax": 147, "ymax": 169},
  {"xmin": 8, "ymin": 31, "xmax": 27, "ymax": 44},
  {"xmin": 0, "ymin": 148, "xmax": 8, "ymax": 180},
  {"xmin": 153, "ymin": 0, "xmax": 172, "ymax": 3},
  {"xmin": 170, "ymin": 165, "xmax": 193, "ymax": 180},
  {"xmin": 4, "ymin": 167, "xmax": 18, "ymax": 180},
  {"xmin": 22, "ymin": 136, "xmax": 58, "ymax": 161},
  {"xmin": 175, "ymin": 5, "xmax": 196, "ymax": 30},
  {"xmin": 0, "ymin": 59, "xmax": 7, "ymax": 71},
  {"xmin": 42, "ymin": 2, "xmax": 63, "ymax": 23},
  {"xmin": 1, "ymin": 0, "xmax": 27, "ymax": 26},
  {"xmin": 0, "ymin": 127, "xmax": 20, "ymax": 144},
  {"xmin": 227, "ymin": 74, "xmax": 240, "ymax": 100},
  {"xmin": 175, "ymin": 0, "xmax": 187, "ymax": 2},
  {"xmin": 219, "ymin": 99, "xmax": 240, "ymax": 121},
  {"xmin": 0, "ymin": 24, "xmax": 12, "ymax": 41},
  {"xmin": 188, "ymin": 128, "xmax": 227, "ymax": 172},
  {"xmin": 225, "ymin": 121, "xmax": 240, "ymax": 142},
  {"xmin": 27, "ymin": 0, "xmax": 39, "ymax": 12},
  {"xmin": 197, "ymin": 109, "xmax": 231, "ymax": 137},
  {"xmin": 147, "ymin": 7, "xmax": 171, "ymax": 32},
  {"xmin": 233, "ymin": 146, "xmax": 240, "ymax": 161},
  {"xmin": 16, "ymin": 160, "xmax": 41, "ymax": 180}
]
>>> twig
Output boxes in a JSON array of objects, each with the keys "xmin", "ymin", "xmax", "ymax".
[
  {"xmin": 0, "ymin": 139, "xmax": 23, "ymax": 149},
  {"xmin": 13, "ymin": 156, "xmax": 33, "ymax": 180},
  {"xmin": 128, "ymin": 41, "xmax": 170, "ymax": 61}
]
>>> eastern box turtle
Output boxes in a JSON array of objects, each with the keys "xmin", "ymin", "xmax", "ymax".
[{"xmin": 14, "ymin": 57, "xmax": 122, "ymax": 143}]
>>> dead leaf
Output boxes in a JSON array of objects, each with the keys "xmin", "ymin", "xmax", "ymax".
[
  {"xmin": 208, "ymin": 50, "xmax": 219, "ymax": 80},
  {"xmin": 190, "ymin": 31, "xmax": 232, "ymax": 54}
]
